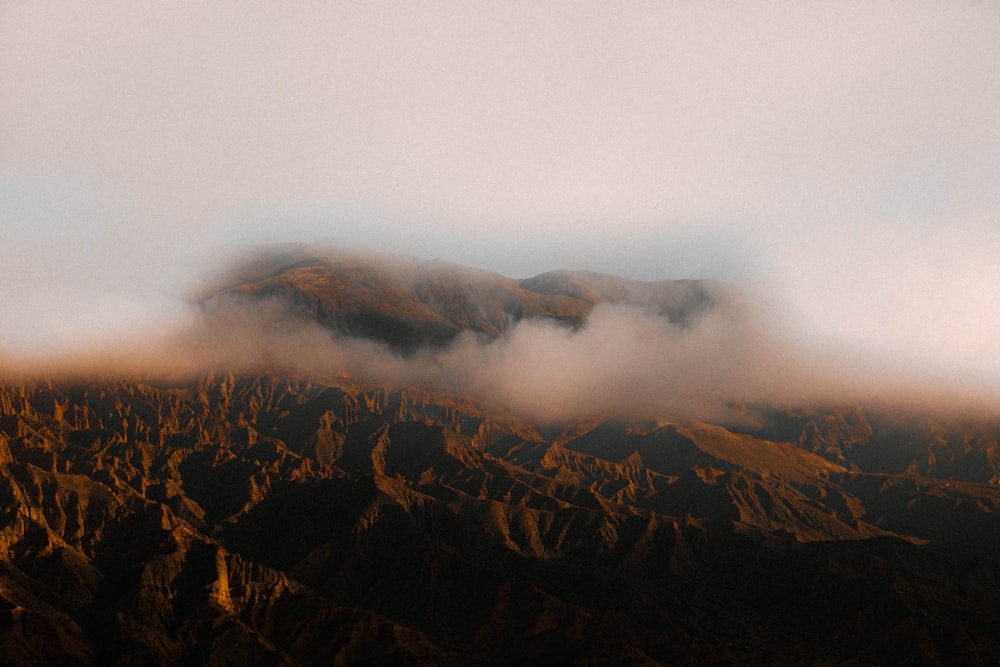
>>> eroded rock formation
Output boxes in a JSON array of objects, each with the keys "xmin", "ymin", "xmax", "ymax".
[{"xmin": 1, "ymin": 375, "xmax": 999, "ymax": 664}]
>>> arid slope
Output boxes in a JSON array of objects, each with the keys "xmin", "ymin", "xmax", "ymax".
[{"xmin": 1, "ymin": 376, "xmax": 999, "ymax": 665}]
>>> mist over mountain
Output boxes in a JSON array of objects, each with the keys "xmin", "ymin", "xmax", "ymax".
[
  {"xmin": 5, "ymin": 243, "xmax": 985, "ymax": 427},
  {"xmin": 97, "ymin": 244, "xmax": 994, "ymax": 423},
  {"xmin": 3, "ymin": 245, "xmax": 1000, "ymax": 664},
  {"xmin": 196, "ymin": 243, "xmax": 715, "ymax": 346}
]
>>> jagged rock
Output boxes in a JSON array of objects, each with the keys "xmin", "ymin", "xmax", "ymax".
[{"xmin": 1, "ymin": 376, "xmax": 1000, "ymax": 664}]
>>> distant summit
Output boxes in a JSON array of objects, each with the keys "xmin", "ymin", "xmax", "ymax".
[{"xmin": 200, "ymin": 245, "xmax": 716, "ymax": 353}]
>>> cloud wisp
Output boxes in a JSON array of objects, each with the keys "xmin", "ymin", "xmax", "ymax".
[{"xmin": 9, "ymin": 286, "xmax": 997, "ymax": 426}]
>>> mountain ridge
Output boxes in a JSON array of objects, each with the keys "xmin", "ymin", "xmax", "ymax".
[{"xmin": 199, "ymin": 245, "xmax": 717, "ymax": 353}]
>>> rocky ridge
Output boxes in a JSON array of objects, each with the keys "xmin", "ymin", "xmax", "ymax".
[{"xmin": 1, "ymin": 375, "xmax": 1000, "ymax": 664}]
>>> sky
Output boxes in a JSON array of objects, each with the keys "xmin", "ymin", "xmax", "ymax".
[{"xmin": 2, "ymin": 2, "xmax": 1000, "ymax": 395}]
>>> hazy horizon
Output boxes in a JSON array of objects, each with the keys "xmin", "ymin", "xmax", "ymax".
[{"xmin": 2, "ymin": 2, "xmax": 999, "ymax": 409}]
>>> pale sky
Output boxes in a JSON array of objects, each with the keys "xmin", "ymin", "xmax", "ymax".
[{"xmin": 2, "ymin": 2, "xmax": 999, "ymax": 388}]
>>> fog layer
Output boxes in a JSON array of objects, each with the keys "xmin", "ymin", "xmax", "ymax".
[{"xmin": 9, "ymin": 284, "xmax": 994, "ymax": 425}]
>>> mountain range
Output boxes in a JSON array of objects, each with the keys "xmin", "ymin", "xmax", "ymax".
[
  {"xmin": 201, "ymin": 245, "xmax": 716, "ymax": 352},
  {"xmin": 2, "ymin": 246, "xmax": 999, "ymax": 665}
]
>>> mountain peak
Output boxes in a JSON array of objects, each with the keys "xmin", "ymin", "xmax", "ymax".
[{"xmin": 201, "ymin": 246, "xmax": 717, "ymax": 352}]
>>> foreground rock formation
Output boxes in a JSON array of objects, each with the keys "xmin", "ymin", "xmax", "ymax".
[{"xmin": 2, "ymin": 374, "xmax": 1000, "ymax": 665}]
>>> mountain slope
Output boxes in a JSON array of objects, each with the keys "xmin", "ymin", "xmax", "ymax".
[
  {"xmin": 201, "ymin": 245, "xmax": 715, "ymax": 352},
  {"xmin": 2, "ymin": 375, "xmax": 1000, "ymax": 665}
]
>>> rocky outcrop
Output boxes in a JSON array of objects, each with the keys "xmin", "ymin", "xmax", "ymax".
[
  {"xmin": 740, "ymin": 405, "xmax": 1000, "ymax": 484},
  {"xmin": 1, "ymin": 375, "xmax": 1000, "ymax": 664}
]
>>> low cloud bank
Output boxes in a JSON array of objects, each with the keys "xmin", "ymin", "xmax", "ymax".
[{"xmin": 7, "ymin": 290, "xmax": 997, "ymax": 425}]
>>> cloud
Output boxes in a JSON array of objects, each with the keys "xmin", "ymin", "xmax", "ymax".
[{"xmin": 10, "ymin": 286, "xmax": 996, "ymax": 426}]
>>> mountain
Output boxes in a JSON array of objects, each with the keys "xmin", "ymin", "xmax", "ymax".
[
  {"xmin": 200, "ymin": 245, "xmax": 715, "ymax": 352},
  {"xmin": 2, "ymin": 248, "xmax": 1000, "ymax": 665}
]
